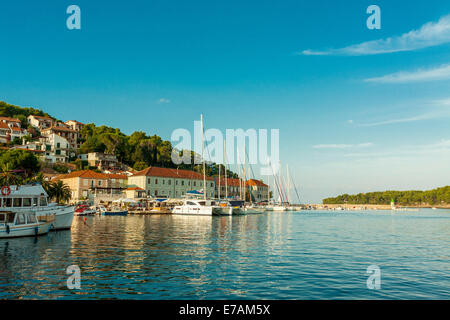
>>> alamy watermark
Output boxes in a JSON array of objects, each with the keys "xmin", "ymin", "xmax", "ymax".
[
  {"xmin": 66, "ymin": 265, "xmax": 81, "ymax": 290},
  {"xmin": 366, "ymin": 265, "xmax": 381, "ymax": 290},
  {"xmin": 171, "ymin": 120, "xmax": 280, "ymax": 175}
]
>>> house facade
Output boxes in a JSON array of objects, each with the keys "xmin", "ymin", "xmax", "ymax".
[
  {"xmin": 27, "ymin": 115, "xmax": 54, "ymax": 130},
  {"xmin": 41, "ymin": 125, "xmax": 79, "ymax": 150},
  {"xmin": 55, "ymin": 170, "xmax": 128, "ymax": 203},
  {"xmin": 88, "ymin": 152, "xmax": 121, "ymax": 171},
  {"xmin": 245, "ymin": 179, "xmax": 269, "ymax": 202},
  {"xmin": 127, "ymin": 166, "xmax": 215, "ymax": 198},
  {"xmin": 0, "ymin": 117, "xmax": 28, "ymax": 143}
]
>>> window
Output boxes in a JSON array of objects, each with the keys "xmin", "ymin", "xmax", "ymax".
[
  {"xmin": 15, "ymin": 214, "xmax": 26, "ymax": 225},
  {"xmin": 154, "ymin": 190, "xmax": 158, "ymax": 195},
  {"xmin": 23, "ymin": 198, "xmax": 32, "ymax": 207},
  {"xmin": 57, "ymin": 142, "xmax": 60, "ymax": 148},
  {"xmin": 211, "ymin": 183, "xmax": 214, "ymax": 187},
  {"xmin": 193, "ymin": 182, "xmax": 196, "ymax": 187},
  {"xmin": 0, "ymin": 214, "xmax": 5, "ymax": 223},
  {"xmin": 176, "ymin": 180, "xmax": 178, "ymax": 185},
  {"xmin": 98, "ymin": 180, "xmax": 102, "ymax": 186},
  {"xmin": 148, "ymin": 178, "xmax": 151, "ymax": 184},
  {"xmin": 168, "ymin": 180, "xmax": 171, "ymax": 185},
  {"xmin": 162, "ymin": 179, "xmax": 165, "ymax": 185},
  {"xmin": 40, "ymin": 196, "xmax": 47, "ymax": 206},
  {"xmin": 13, "ymin": 198, "xmax": 22, "ymax": 207},
  {"xmin": 155, "ymin": 179, "xmax": 158, "ymax": 185},
  {"xmin": 91, "ymin": 180, "xmax": 94, "ymax": 187},
  {"xmin": 26, "ymin": 214, "xmax": 37, "ymax": 224},
  {"xmin": 187, "ymin": 201, "xmax": 196, "ymax": 206},
  {"xmin": 4, "ymin": 198, "xmax": 12, "ymax": 207},
  {"xmin": 181, "ymin": 181, "xmax": 184, "ymax": 186}
]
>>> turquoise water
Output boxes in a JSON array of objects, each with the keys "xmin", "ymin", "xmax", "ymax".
[{"xmin": 0, "ymin": 209, "xmax": 449, "ymax": 299}]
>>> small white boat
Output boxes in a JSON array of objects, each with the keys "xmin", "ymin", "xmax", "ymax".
[
  {"xmin": 272, "ymin": 205, "xmax": 287, "ymax": 211},
  {"xmin": 0, "ymin": 211, "xmax": 53, "ymax": 238},
  {"xmin": 91, "ymin": 205, "xmax": 107, "ymax": 215},
  {"xmin": 172, "ymin": 199, "xmax": 222, "ymax": 216},
  {"xmin": 102, "ymin": 207, "xmax": 128, "ymax": 216}
]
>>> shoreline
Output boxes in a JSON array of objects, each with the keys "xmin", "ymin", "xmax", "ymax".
[{"xmin": 305, "ymin": 204, "xmax": 450, "ymax": 210}]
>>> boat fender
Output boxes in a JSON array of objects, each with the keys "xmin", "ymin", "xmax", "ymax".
[
  {"xmin": 35, "ymin": 227, "xmax": 39, "ymax": 236},
  {"xmin": 6, "ymin": 224, "xmax": 10, "ymax": 234}
]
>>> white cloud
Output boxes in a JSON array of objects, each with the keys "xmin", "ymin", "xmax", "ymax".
[
  {"xmin": 344, "ymin": 139, "xmax": 450, "ymax": 158},
  {"xmin": 313, "ymin": 142, "xmax": 373, "ymax": 149},
  {"xmin": 157, "ymin": 98, "xmax": 171, "ymax": 104},
  {"xmin": 365, "ymin": 64, "xmax": 450, "ymax": 83},
  {"xmin": 300, "ymin": 14, "xmax": 450, "ymax": 56}
]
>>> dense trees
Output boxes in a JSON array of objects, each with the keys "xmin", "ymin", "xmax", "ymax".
[
  {"xmin": 323, "ymin": 186, "xmax": 450, "ymax": 206},
  {"xmin": 78, "ymin": 123, "xmax": 238, "ymax": 178},
  {"xmin": 0, "ymin": 101, "xmax": 54, "ymax": 128}
]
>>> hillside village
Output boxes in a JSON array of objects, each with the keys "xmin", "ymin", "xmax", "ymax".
[{"xmin": 0, "ymin": 102, "xmax": 270, "ymax": 205}]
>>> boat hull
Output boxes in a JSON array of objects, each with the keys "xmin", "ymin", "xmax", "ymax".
[
  {"xmin": 102, "ymin": 210, "xmax": 128, "ymax": 216},
  {"xmin": 0, "ymin": 222, "xmax": 51, "ymax": 239}
]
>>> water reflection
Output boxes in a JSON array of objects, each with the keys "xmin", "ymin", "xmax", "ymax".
[{"xmin": 0, "ymin": 209, "xmax": 449, "ymax": 299}]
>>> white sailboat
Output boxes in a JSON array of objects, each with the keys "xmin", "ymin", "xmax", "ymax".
[{"xmin": 0, "ymin": 184, "xmax": 74, "ymax": 230}]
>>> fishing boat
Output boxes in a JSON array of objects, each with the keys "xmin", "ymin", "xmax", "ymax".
[
  {"xmin": 102, "ymin": 207, "xmax": 128, "ymax": 216},
  {"xmin": 0, "ymin": 211, "xmax": 53, "ymax": 238},
  {"xmin": 0, "ymin": 184, "xmax": 74, "ymax": 230}
]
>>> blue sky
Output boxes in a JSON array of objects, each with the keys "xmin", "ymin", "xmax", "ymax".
[{"xmin": 1, "ymin": 0, "xmax": 450, "ymax": 202}]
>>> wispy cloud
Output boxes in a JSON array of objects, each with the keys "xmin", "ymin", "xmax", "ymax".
[
  {"xmin": 345, "ymin": 139, "xmax": 450, "ymax": 158},
  {"xmin": 356, "ymin": 98, "xmax": 450, "ymax": 127},
  {"xmin": 365, "ymin": 64, "xmax": 450, "ymax": 83},
  {"xmin": 157, "ymin": 98, "xmax": 171, "ymax": 104},
  {"xmin": 313, "ymin": 142, "xmax": 373, "ymax": 149},
  {"xmin": 300, "ymin": 14, "xmax": 450, "ymax": 56}
]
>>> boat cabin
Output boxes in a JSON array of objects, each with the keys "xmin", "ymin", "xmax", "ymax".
[{"xmin": 0, "ymin": 211, "xmax": 38, "ymax": 226}]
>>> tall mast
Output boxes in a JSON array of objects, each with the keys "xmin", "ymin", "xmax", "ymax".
[
  {"xmin": 237, "ymin": 149, "xmax": 242, "ymax": 200},
  {"xmin": 287, "ymin": 164, "xmax": 290, "ymax": 204},
  {"xmin": 218, "ymin": 163, "xmax": 221, "ymax": 200},
  {"xmin": 224, "ymin": 138, "xmax": 228, "ymax": 200},
  {"xmin": 201, "ymin": 114, "xmax": 206, "ymax": 201},
  {"xmin": 243, "ymin": 146, "xmax": 246, "ymax": 203}
]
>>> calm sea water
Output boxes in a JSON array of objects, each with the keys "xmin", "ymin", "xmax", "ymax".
[{"xmin": 0, "ymin": 209, "xmax": 449, "ymax": 299}]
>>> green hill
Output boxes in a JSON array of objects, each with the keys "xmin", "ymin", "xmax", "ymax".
[{"xmin": 323, "ymin": 186, "xmax": 450, "ymax": 206}]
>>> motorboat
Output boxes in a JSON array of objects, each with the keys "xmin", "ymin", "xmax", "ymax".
[
  {"xmin": 102, "ymin": 207, "xmax": 128, "ymax": 216},
  {"xmin": 172, "ymin": 199, "xmax": 222, "ymax": 216},
  {"xmin": 91, "ymin": 205, "xmax": 107, "ymax": 215},
  {"xmin": 0, "ymin": 211, "xmax": 53, "ymax": 238},
  {"xmin": 74, "ymin": 204, "xmax": 96, "ymax": 216},
  {"xmin": 0, "ymin": 184, "xmax": 74, "ymax": 230}
]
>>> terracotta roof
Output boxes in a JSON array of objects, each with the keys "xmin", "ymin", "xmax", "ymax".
[
  {"xmin": 126, "ymin": 187, "xmax": 144, "ymax": 191},
  {"xmin": 57, "ymin": 170, "xmax": 108, "ymax": 180},
  {"xmin": 29, "ymin": 115, "xmax": 52, "ymax": 120},
  {"xmin": 246, "ymin": 179, "xmax": 268, "ymax": 187},
  {"xmin": 10, "ymin": 127, "xmax": 23, "ymax": 132},
  {"xmin": 214, "ymin": 177, "xmax": 243, "ymax": 187},
  {"xmin": 0, "ymin": 117, "xmax": 21, "ymax": 122},
  {"xmin": 65, "ymin": 120, "xmax": 85, "ymax": 125},
  {"xmin": 131, "ymin": 166, "xmax": 214, "ymax": 180},
  {"xmin": 103, "ymin": 173, "xmax": 128, "ymax": 180},
  {"xmin": 42, "ymin": 126, "xmax": 77, "ymax": 133}
]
